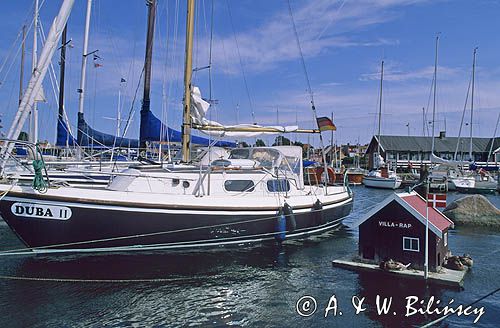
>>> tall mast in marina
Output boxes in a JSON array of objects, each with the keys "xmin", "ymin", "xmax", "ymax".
[
  {"xmin": 139, "ymin": 0, "xmax": 156, "ymax": 148},
  {"xmin": 377, "ymin": 60, "xmax": 384, "ymax": 164},
  {"xmin": 430, "ymin": 35, "xmax": 439, "ymax": 155},
  {"xmin": 181, "ymin": 0, "xmax": 196, "ymax": 162},
  {"xmin": 1, "ymin": 0, "xmax": 76, "ymax": 170},
  {"xmin": 31, "ymin": 0, "xmax": 39, "ymax": 143},
  {"xmin": 425, "ymin": 35, "xmax": 439, "ymax": 281},
  {"xmin": 469, "ymin": 47, "xmax": 477, "ymax": 161},
  {"xmin": 77, "ymin": 0, "xmax": 92, "ymax": 141},
  {"xmin": 58, "ymin": 25, "xmax": 68, "ymax": 147},
  {"xmin": 19, "ymin": 25, "xmax": 26, "ymax": 106}
]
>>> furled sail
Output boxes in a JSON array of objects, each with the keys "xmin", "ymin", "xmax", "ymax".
[
  {"xmin": 430, "ymin": 153, "xmax": 470, "ymax": 167},
  {"xmin": 77, "ymin": 113, "xmax": 139, "ymax": 148},
  {"xmin": 190, "ymin": 86, "xmax": 300, "ymax": 137},
  {"xmin": 56, "ymin": 118, "xmax": 76, "ymax": 147},
  {"xmin": 140, "ymin": 107, "xmax": 236, "ymax": 147}
]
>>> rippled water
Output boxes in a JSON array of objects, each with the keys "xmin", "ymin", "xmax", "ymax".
[{"xmin": 0, "ymin": 187, "xmax": 498, "ymax": 327}]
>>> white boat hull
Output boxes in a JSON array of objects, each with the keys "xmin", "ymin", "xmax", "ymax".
[{"xmin": 362, "ymin": 176, "xmax": 402, "ymax": 189}]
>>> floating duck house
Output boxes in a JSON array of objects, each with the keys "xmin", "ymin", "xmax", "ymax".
[{"xmin": 355, "ymin": 192, "xmax": 454, "ymax": 272}]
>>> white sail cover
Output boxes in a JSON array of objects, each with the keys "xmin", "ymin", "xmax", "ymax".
[
  {"xmin": 190, "ymin": 86, "xmax": 299, "ymax": 137},
  {"xmin": 430, "ymin": 153, "xmax": 470, "ymax": 167}
]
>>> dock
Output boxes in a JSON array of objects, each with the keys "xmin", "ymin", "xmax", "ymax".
[{"xmin": 332, "ymin": 257, "xmax": 468, "ymax": 288}]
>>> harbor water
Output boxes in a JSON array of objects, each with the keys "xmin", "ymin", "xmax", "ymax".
[{"xmin": 0, "ymin": 187, "xmax": 498, "ymax": 327}]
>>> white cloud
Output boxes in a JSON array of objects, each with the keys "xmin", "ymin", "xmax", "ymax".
[
  {"xmin": 203, "ymin": 0, "xmax": 431, "ymax": 74},
  {"xmin": 359, "ymin": 62, "xmax": 463, "ymax": 82}
]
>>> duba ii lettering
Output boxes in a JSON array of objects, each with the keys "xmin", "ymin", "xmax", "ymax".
[{"xmin": 11, "ymin": 202, "xmax": 72, "ymax": 220}]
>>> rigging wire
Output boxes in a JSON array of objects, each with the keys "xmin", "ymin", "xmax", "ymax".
[
  {"xmin": 314, "ymin": 0, "xmax": 347, "ymax": 41},
  {"xmin": 112, "ymin": 67, "xmax": 145, "ymax": 171},
  {"xmin": 0, "ymin": 0, "xmax": 48, "ymax": 88},
  {"xmin": 159, "ymin": 0, "xmax": 169, "ymax": 151},
  {"xmin": 453, "ymin": 72, "xmax": 473, "ymax": 160},
  {"xmin": 225, "ymin": 0, "xmax": 255, "ymax": 124},
  {"xmin": 286, "ymin": 0, "xmax": 331, "ymax": 191}
]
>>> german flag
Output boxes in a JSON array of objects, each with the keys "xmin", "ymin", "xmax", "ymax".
[{"xmin": 316, "ymin": 117, "xmax": 336, "ymax": 132}]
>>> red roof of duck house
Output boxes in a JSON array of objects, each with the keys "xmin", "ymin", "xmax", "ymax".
[
  {"xmin": 399, "ymin": 193, "xmax": 454, "ymax": 232},
  {"xmin": 354, "ymin": 192, "xmax": 454, "ymax": 237}
]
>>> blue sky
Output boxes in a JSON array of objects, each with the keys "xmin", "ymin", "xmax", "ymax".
[{"xmin": 0, "ymin": 0, "xmax": 499, "ymax": 147}]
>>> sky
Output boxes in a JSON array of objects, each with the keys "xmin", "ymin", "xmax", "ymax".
[{"xmin": 0, "ymin": 0, "xmax": 499, "ymax": 148}]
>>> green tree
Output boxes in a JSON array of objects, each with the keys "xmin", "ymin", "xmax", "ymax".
[
  {"xmin": 18, "ymin": 131, "xmax": 29, "ymax": 141},
  {"xmin": 255, "ymin": 139, "xmax": 266, "ymax": 147},
  {"xmin": 239, "ymin": 141, "xmax": 250, "ymax": 148},
  {"xmin": 272, "ymin": 136, "xmax": 291, "ymax": 146}
]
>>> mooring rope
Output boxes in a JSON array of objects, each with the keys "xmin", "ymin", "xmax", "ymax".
[
  {"xmin": 0, "ymin": 274, "xmax": 199, "ymax": 283},
  {"xmin": 0, "ymin": 184, "xmax": 14, "ymax": 201},
  {"xmin": 31, "ymin": 159, "xmax": 47, "ymax": 193}
]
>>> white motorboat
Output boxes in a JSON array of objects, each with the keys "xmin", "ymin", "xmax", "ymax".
[{"xmin": 363, "ymin": 169, "xmax": 402, "ymax": 189}]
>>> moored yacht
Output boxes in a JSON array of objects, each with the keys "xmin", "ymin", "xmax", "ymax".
[
  {"xmin": 361, "ymin": 60, "xmax": 402, "ymax": 190},
  {"xmin": 363, "ymin": 167, "xmax": 402, "ymax": 189},
  {"xmin": 0, "ymin": 146, "xmax": 353, "ymax": 252},
  {"xmin": 0, "ymin": 0, "xmax": 354, "ymax": 254}
]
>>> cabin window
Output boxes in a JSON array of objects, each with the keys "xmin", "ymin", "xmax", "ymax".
[
  {"xmin": 224, "ymin": 180, "xmax": 255, "ymax": 192},
  {"xmin": 443, "ymin": 232, "xmax": 448, "ymax": 246},
  {"xmin": 229, "ymin": 149, "xmax": 250, "ymax": 159},
  {"xmin": 403, "ymin": 237, "xmax": 419, "ymax": 252},
  {"xmin": 267, "ymin": 179, "xmax": 290, "ymax": 192}
]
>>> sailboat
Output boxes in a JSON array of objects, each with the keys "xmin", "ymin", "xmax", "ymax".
[
  {"xmin": 449, "ymin": 48, "xmax": 497, "ymax": 194},
  {"xmin": 0, "ymin": 0, "xmax": 353, "ymax": 254},
  {"xmin": 362, "ymin": 61, "xmax": 402, "ymax": 189}
]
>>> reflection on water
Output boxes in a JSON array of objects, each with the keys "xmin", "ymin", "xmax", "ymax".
[{"xmin": 0, "ymin": 187, "xmax": 498, "ymax": 327}]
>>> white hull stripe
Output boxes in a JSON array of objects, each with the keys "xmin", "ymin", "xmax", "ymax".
[{"xmin": 2, "ymin": 196, "xmax": 352, "ymax": 216}]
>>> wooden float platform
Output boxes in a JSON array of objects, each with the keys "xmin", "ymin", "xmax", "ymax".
[{"xmin": 332, "ymin": 257, "xmax": 468, "ymax": 288}]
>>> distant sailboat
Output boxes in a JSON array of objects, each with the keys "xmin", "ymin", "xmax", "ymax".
[
  {"xmin": 451, "ymin": 48, "xmax": 497, "ymax": 194},
  {"xmin": 363, "ymin": 60, "xmax": 402, "ymax": 189}
]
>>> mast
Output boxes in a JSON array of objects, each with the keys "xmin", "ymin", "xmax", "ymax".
[
  {"xmin": 31, "ymin": 0, "xmax": 39, "ymax": 143},
  {"xmin": 139, "ymin": 0, "xmax": 156, "ymax": 148},
  {"xmin": 1, "ymin": 0, "xmax": 76, "ymax": 171},
  {"xmin": 181, "ymin": 0, "xmax": 196, "ymax": 162},
  {"xmin": 58, "ymin": 25, "xmax": 68, "ymax": 146},
  {"xmin": 377, "ymin": 60, "xmax": 384, "ymax": 165},
  {"xmin": 77, "ymin": 0, "xmax": 92, "ymax": 117},
  {"xmin": 431, "ymin": 35, "xmax": 439, "ymax": 155},
  {"xmin": 19, "ymin": 25, "xmax": 27, "ymax": 106},
  {"xmin": 425, "ymin": 35, "xmax": 440, "ymax": 281},
  {"xmin": 469, "ymin": 47, "xmax": 477, "ymax": 161},
  {"xmin": 422, "ymin": 107, "xmax": 425, "ymax": 136},
  {"xmin": 486, "ymin": 113, "xmax": 499, "ymax": 166},
  {"xmin": 331, "ymin": 112, "xmax": 334, "ymax": 166}
]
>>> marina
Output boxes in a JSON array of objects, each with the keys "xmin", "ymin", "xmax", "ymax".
[{"xmin": 0, "ymin": 187, "xmax": 498, "ymax": 327}]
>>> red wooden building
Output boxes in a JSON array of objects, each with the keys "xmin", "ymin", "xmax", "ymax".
[{"xmin": 355, "ymin": 192, "xmax": 454, "ymax": 272}]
